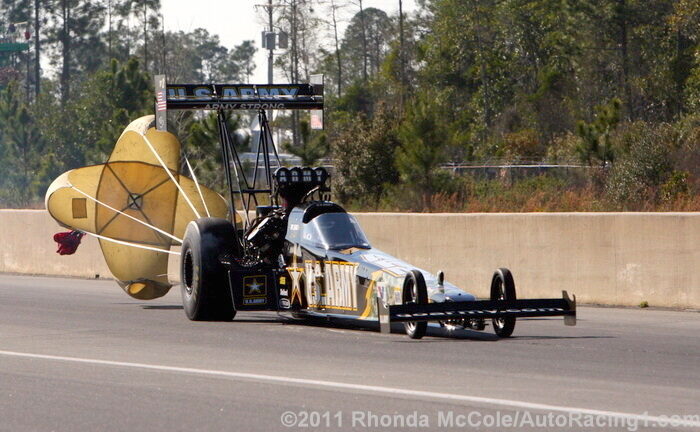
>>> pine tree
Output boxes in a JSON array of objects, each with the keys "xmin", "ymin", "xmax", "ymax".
[{"xmin": 0, "ymin": 81, "xmax": 43, "ymax": 204}]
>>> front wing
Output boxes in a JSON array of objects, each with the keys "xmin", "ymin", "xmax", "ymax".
[{"xmin": 377, "ymin": 291, "xmax": 576, "ymax": 333}]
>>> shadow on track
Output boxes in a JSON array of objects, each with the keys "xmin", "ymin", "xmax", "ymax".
[
  {"xmin": 135, "ymin": 306, "xmax": 606, "ymax": 342},
  {"xmin": 510, "ymin": 335, "xmax": 613, "ymax": 340}
]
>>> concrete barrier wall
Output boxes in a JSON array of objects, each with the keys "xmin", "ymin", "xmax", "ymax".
[
  {"xmin": 355, "ymin": 213, "xmax": 700, "ymax": 309},
  {"xmin": 1, "ymin": 210, "xmax": 698, "ymax": 308},
  {"xmin": 0, "ymin": 210, "xmax": 112, "ymax": 279}
]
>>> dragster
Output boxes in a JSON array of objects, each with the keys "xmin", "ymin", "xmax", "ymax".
[
  {"xmin": 158, "ymin": 76, "xmax": 577, "ymax": 339},
  {"xmin": 46, "ymin": 75, "xmax": 576, "ymax": 339}
]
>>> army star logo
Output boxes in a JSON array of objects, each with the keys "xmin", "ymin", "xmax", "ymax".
[
  {"xmin": 243, "ymin": 276, "xmax": 267, "ymax": 297},
  {"xmin": 247, "ymin": 280, "xmax": 263, "ymax": 294},
  {"xmin": 288, "ymin": 245, "xmax": 304, "ymax": 306}
]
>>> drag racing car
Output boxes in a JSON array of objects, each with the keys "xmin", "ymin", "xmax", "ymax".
[
  {"xmin": 153, "ymin": 76, "xmax": 576, "ymax": 339},
  {"xmin": 45, "ymin": 76, "xmax": 575, "ymax": 339}
]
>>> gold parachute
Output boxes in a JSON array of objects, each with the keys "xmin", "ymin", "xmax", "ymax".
[{"xmin": 45, "ymin": 115, "xmax": 234, "ymax": 299}]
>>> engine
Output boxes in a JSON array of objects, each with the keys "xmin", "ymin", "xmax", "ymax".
[{"xmin": 244, "ymin": 207, "xmax": 287, "ymax": 262}]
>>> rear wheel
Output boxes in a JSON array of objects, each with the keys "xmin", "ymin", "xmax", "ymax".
[
  {"xmin": 491, "ymin": 268, "xmax": 516, "ymax": 337},
  {"xmin": 180, "ymin": 218, "xmax": 237, "ymax": 321},
  {"xmin": 402, "ymin": 270, "xmax": 428, "ymax": 339}
]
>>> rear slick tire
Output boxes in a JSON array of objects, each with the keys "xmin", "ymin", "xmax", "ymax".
[
  {"xmin": 491, "ymin": 268, "xmax": 516, "ymax": 337},
  {"xmin": 180, "ymin": 218, "xmax": 237, "ymax": 321},
  {"xmin": 402, "ymin": 270, "xmax": 428, "ymax": 339}
]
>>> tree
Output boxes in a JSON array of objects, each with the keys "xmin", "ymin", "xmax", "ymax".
[
  {"xmin": 283, "ymin": 119, "xmax": 327, "ymax": 165},
  {"xmin": 0, "ymin": 81, "xmax": 43, "ymax": 205},
  {"xmin": 341, "ymin": 7, "xmax": 391, "ymax": 86},
  {"xmin": 45, "ymin": 0, "xmax": 107, "ymax": 102},
  {"xmin": 605, "ymin": 122, "xmax": 675, "ymax": 206},
  {"xmin": 149, "ymin": 29, "xmax": 256, "ymax": 82},
  {"xmin": 670, "ymin": 0, "xmax": 700, "ymax": 114},
  {"xmin": 275, "ymin": 0, "xmax": 323, "ymax": 148},
  {"xmin": 354, "ymin": 0, "xmax": 368, "ymax": 81},
  {"xmin": 31, "ymin": 58, "xmax": 152, "ymax": 194},
  {"xmin": 117, "ymin": 0, "xmax": 160, "ymax": 73},
  {"xmin": 397, "ymin": 0, "xmax": 406, "ymax": 101},
  {"xmin": 575, "ymin": 98, "xmax": 622, "ymax": 166},
  {"xmin": 395, "ymin": 95, "xmax": 450, "ymax": 208},
  {"xmin": 377, "ymin": 5, "xmax": 421, "ymax": 114},
  {"xmin": 417, "ymin": 0, "xmax": 502, "ymax": 147},
  {"xmin": 331, "ymin": 105, "xmax": 400, "ymax": 204},
  {"xmin": 33, "ymin": 0, "xmax": 40, "ymax": 96},
  {"xmin": 187, "ymin": 111, "xmax": 249, "ymax": 190},
  {"xmin": 230, "ymin": 40, "xmax": 256, "ymax": 83},
  {"xmin": 99, "ymin": 57, "xmax": 152, "ymax": 150},
  {"xmin": 326, "ymin": 0, "xmax": 345, "ymax": 96}
]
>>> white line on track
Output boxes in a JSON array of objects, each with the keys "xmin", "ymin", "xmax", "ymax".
[{"xmin": 0, "ymin": 349, "xmax": 698, "ymax": 428}]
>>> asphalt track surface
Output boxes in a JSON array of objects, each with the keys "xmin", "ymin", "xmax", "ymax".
[{"xmin": 0, "ymin": 274, "xmax": 698, "ymax": 432}]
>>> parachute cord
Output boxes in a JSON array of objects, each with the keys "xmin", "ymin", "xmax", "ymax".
[
  {"xmin": 183, "ymin": 154, "xmax": 211, "ymax": 218},
  {"xmin": 84, "ymin": 231, "xmax": 181, "ymax": 255},
  {"xmin": 71, "ymin": 185, "xmax": 183, "ymax": 244},
  {"xmin": 141, "ymin": 132, "xmax": 202, "ymax": 219}
]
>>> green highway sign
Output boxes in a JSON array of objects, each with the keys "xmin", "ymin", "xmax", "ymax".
[{"xmin": 0, "ymin": 42, "xmax": 29, "ymax": 52}]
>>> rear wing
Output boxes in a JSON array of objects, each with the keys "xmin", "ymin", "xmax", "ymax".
[
  {"xmin": 151, "ymin": 75, "xmax": 325, "ymax": 241},
  {"xmin": 154, "ymin": 74, "xmax": 324, "ymax": 131}
]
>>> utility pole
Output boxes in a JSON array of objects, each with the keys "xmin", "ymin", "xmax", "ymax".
[
  {"xmin": 266, "ymin": 0, "xmax": 274, "ymax": 155},
  {"xmin": 257, "ymin": 1, "xmax": 285, "ymax": 83},
  {"xmin": 398, "ymin": 0, "xmax": 405, "ymax": 109},
  {"xmin": 34, "ymin": 0, "xmax": 40, "ymax": 97},
  {"xmin": 268, "ymin": 0, "xmax": 273, "ymax": 85},
  {"xmin": 256, "ymin": 1, "xmax": 287, "ymax": 153}
]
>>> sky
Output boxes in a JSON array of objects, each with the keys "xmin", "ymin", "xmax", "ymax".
[{"xmin": 161, "ymin": 0, "xmax": 418, "ymax": 83}]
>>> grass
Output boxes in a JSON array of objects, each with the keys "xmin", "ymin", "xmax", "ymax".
[{"xmin": 356, "ymin": 173, "xmax": 700, "ymax": 213}]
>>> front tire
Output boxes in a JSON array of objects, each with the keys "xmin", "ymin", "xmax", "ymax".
[
  {"xmin": 181, "ymin": 218, "xmax": 237, "ymax": 321},
  {"xmin": 403, "ymin": 270, "xmax": 428, "ymax": 339},
  {"xmin": 491, "ymin": 268, "xmax": 517, "ymax": 337}
]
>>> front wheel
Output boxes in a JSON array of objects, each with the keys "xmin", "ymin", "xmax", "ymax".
[
  {"xmin": 491, "ymin": 268, "xmax": 517, "ymax": 337},
  {"xmin": 402, "ymin": 270, "xmax": 428, "ymax": 339},
  {"xmin": 180, "ymin": 218, "xmax": 237, "ymax": 321}
]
